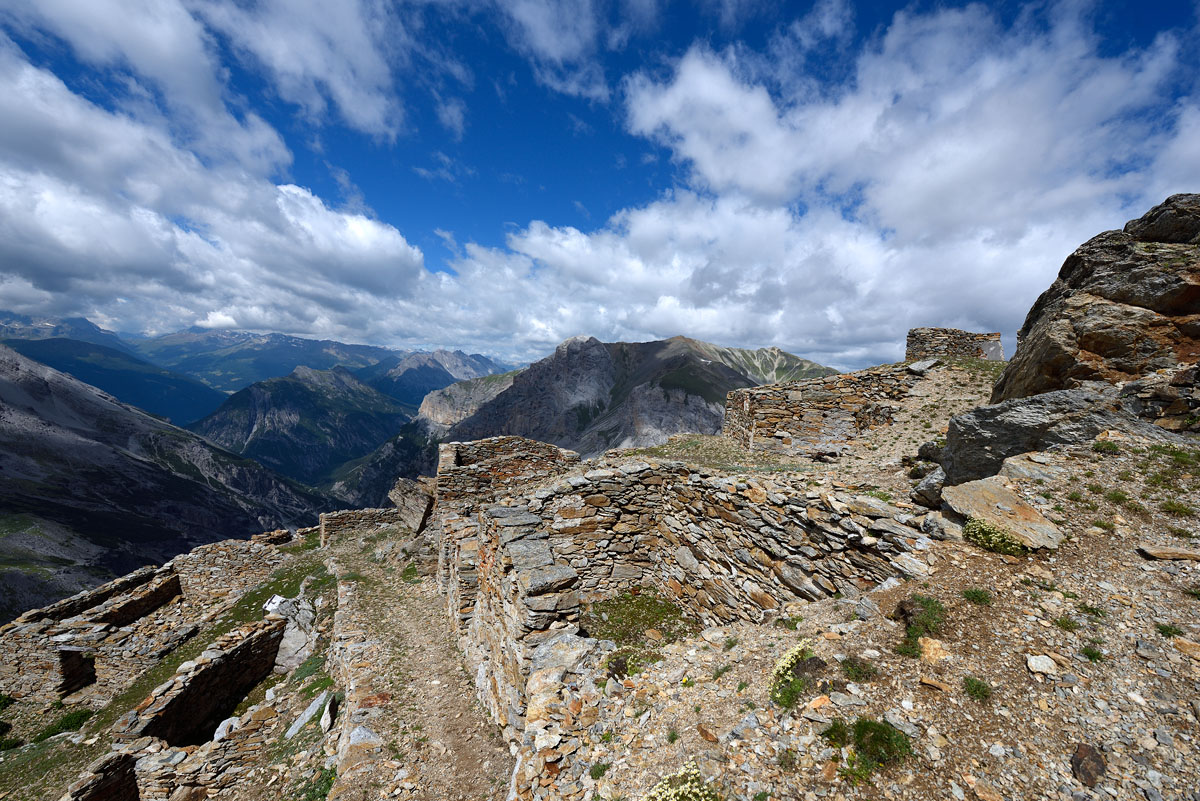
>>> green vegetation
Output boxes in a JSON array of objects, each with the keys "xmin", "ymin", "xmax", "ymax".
[
  {"xmin": 963, "ymin": 676, "xmax": 992, "ymax": 702},
  {"xmin": 1104, "ymin": 489, "xmax": 1129, "ymax": 504},
  {"xmin": 822, "ymin": 717, "xmax": 912, "ymax": 783},
  {"xmin": 723, "ymin": 637, "xmax": 738, "ymax": 652},
  {"xmin": 895, "ymin": 594, "xmax": 945, "ymax": 657},
  {"xmin": 961, "ymin": 588, "xmax": 992, "ymax": 606},
  {"xmin": 1054, "ymin": 616, "xmax": 1079, "ymax": 632},
  {"xmin": 590, "ymin": 762, "xmax": 611, "ymax": 780},
  {"xmin": 583, "ymin": 590, "xmax": 700, "ymax": 678},
  {"xmin": 400, "ymin": 562, "xmax": 421, "ymax": 583},
  {"xmin": 1161, "ymin": 500, "xmax": 1195, "ymax": 517},
  {"xmin": 1066, "ymin": 491, "xmax": 1084, "ymax": 502},
  {"xmin": 712, "ymin": 665, "xmax": 732, "ymax": 680},
  {"xmin": 1185, "ymin": 586, "xmax": 1200, "ymax": 600},
  {"xmin": 1092, "ymin": 519, "xmax": 1114, "ymax": 531},
  {"xmin": 840, "ymin": 656, "xmax": 878, "ymax": 682},
  {"xmin": 1081, "ymin": 646, "xmax": 1104, "ymax": 663},
  {"xmin": 0, "ymin": 694, "xmax": 13, "ymax": 715},
  {"xmin": 1092, "ymin": 441, "xmax": 1120, "ymax": 455},
  {"xmin": 1156, "ymin": 623, "xmax": 1183, "ymax": 638},
  {"xmin": 963, "ymin": 518, "xmax": 1028, "ymax": 556},
  {"xmin": 667, "ymin": 729, "xmax": 679, "ymax": 744},
  {"xmin": 1077, "ymin": 603, "xmax": 1106, "ymax": 618},
  {"xmin": 298, "ymin": 766, "xmax": 336, "ymax": 801},
  {"xmin": 33, "ymin": 709, "xmax": 93, "ymax": 743}
]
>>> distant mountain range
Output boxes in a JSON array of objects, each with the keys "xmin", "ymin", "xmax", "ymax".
[
  {"xmin": 440, "ymin": 335, "xmax": 837, "ymax": 456},
  {"xmin": 2, "ymin": 338, "xmax": 227, "ymax": 424},
  {"xmin": 125, "ymin": 329, "xmax": 408, "ymax": 393},
  {"xmin": 189, "ymin": 366, "xmax": 411, "ymax": 487},
  {"xmin": 0, "ymin": 345, "xmax": 332, "ymax": 621},
  {"xmin": 0, "ymin": 312, "xmax": 837, "ymax": 617}
]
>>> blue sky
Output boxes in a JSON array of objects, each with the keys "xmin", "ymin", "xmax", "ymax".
[{"xmin": 0, "ymin": 0, "xmax": 1198, "ymax": 369}]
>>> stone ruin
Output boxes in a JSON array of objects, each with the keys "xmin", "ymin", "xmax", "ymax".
[
  {"xmin": 723, "ymin": 327, "xmax": 1004, "ymax": 458},
  {"xmin": 905, "ymin": 327, "xmax": 1004, "ymax": 362},
  {"xmin": 723, "ymin": 362, "xmax": 923, "ymax": 456},
  {"xmin": 426, "ymin": 436, "xmax": 938, "ymax": 799},
  {"xmin": 0, "ymin": 535, "xmax": 286, "ymax": 708}
]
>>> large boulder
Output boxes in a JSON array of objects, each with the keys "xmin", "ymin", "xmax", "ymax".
[
  {"xmin": 387, "ymin": 476, "xmax": 433, "ymax": 533},
  {"xmin": 991, "ymin": 194, "xmax": 1200, "ymax": 403},
  {"xmin": 941, "ymin": 383, "xmax": 1171, "ymax": 485}
]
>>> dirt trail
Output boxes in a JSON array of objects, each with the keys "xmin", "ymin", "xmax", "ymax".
[{"xmin": 331, "ymin": 538, "xmax": 512, "ymax": 801}]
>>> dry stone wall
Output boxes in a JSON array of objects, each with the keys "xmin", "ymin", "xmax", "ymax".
[
  {"xmin": 906, "ymin": 327, "xmax": 1004, "ymax": 361},
  {"xmin": 429, "ymin": 440, "xmax": 936, "ymax": 787},
  {"xmin": 319, "ymin": 507, "xmax": 411, "ymax": 546},
  {"xmin": 113, "ymin": 618, "xmax": 285, "ymax": 746},
  {"xmin": 723, "ymin": 363, "xmax": 920, "ymax": 456},
  {"xmin": 0, "ymin": 537, "xmax": 286, "ymax": 706}
]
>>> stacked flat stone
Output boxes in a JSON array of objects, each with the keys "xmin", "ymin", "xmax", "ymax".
[
  {"xmin": 426, "ymin": 437, "xmax": 938, "ymax": 799},
  {"xmin": 319, "ymin": 507, "xmax": 411, "ymax": 546},
  {"xmin": 723, "ymin": 363, "xmax": 919, "ymax": 456},
  {"xmin": 905, "ymin": 327, "xmax": 1004, "ymax": 361}
]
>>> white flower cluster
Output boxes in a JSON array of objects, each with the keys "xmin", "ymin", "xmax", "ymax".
[
  {"xmin": 642, "ymin": 761, "xmax": 720, "ymax": 801},
  {"xmin": 769, "ymin": 638, "xmax": 814, "ymax": 691}
]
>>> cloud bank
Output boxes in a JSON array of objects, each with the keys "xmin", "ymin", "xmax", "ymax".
[{"xmin": 0, "ymin": 2, "xmax": 1198, "ymax": 368}]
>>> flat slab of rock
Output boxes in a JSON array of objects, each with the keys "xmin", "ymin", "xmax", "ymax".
[
  {"xmin": 1136, "ymin": 544, "xmax": 1200, "ymax": 561},
  {"xmin": 998, "ymin": 452, "xmax": 1066, "ymax": 482},
  {"xmin": 942, "ymin": 477, "xmax": 1063, "ymax": 550}
]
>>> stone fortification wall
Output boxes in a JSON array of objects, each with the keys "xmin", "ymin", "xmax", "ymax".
[
  {"xmin": 0, "ymin": 537, "xmax": 285, "ymax": 706},
  {"xmin": 432, "ymin": 444, "xmax": 935, "ymax": 768},
  {"xmin": 67, "ymin": 619, "xmax": 288, "ymax": 801},
  {"xmin": 435, "ymin": 437, "xmax": 580, "ymax": 508},
  {"xmin": 171, "ymin": 538, "xmax": 286, "ymax": 609},
  {"xmin": 906, "ymin": 327, "xmax": 1003, "ymax": 361},
  {"xmin": 723, "ymin": 363, "xmax": 919, "ymax": 456},
  {"xmin": 113, "ymin": 618, "xmax": 285, "ymax": 745},
  {"xmin": 319, "ymin": 507, "xmax": 410, "ymax": 546}
]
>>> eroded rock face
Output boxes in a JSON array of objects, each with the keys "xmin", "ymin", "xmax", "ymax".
[
  {"xmin": 941, "ymin": 383, "xmax": 1171, "ymax": 485},
  {"xmin": 992, "ymin": 194, "xmax": 1200, "ymax": 403}
]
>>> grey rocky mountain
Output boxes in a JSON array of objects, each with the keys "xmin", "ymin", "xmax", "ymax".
[
  {"xmin": 442, "ymin": 335, "xmax": 836, "ymax": 456},
  {"xmin": 0, "ymin": 345, "xmax": 331, "ymax": 620},
  {"xmin": 357, "ymin": 349, "xmax": 510, "ymax": 407},
  {"xmin": 189, "ymin": 366, "xmax": 410, "ymax": 487}
]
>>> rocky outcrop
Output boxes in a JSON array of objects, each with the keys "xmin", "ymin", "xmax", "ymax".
[
  {"xmin": 941, "ymin": 383, "xmax": 1173, "ymax": 485},
  {"xmin": 992, "ymin": 194, "xmax": 1200, "ymax": 402},
  {"xmin": 416, "ymin": 370, "xmax": 520, "ymax": 436}
]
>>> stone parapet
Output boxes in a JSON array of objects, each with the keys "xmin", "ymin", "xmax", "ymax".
[
  {"xmin": 906, "ymin": 327, "xmax": 1003, "ymax": 361},
  {"xmin": 723, "ymin": 363, "xmax": 919, "ymax": 456},
  {"xmin": 319, "ymin": 507, "xmax": 410, "ymax": 546},
  {"xmin": 430, "ymin": 441, "xmax": 934, "ymax": 776}
]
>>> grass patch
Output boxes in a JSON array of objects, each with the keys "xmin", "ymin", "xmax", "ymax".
[
  {"xmin": 1185, "ymin": 586, "xmax": 1200, "ymax": 600},
  {"xmin": 963, "ymin": 676, "xmax": 992, "ymax": 702},
  {"xmin": 723, "ymin": 637, "xmax": 738, "ymax": 652},
  {"xmin": 1156, "ymin": 623, "xmax": 1183, "ymax": 638},
  {"xmin": 823, "ymin": 717, "xmax": 912, "ymax": 784},
  {"xmin": 1053, "ymin": 616, "xmax": 1079, "ymax": 632},
  {"xmin": 961, "ymin": 588, "xmax": 992, "ymax": 606},
  {"xmin": 1161, "ymin": 500, "xmax": 1195, "ymax": 517},
  {"xmin": 1092, "ymin": 441, "xmax": 1120, "ymax": 455},
  {"xmin": 590, "ymin": 762, "xmax": 611, "ymax": 780},
  {"xmin": 667, "ymin": 729, "xmax": 678, "ymax": 744},
  {"xmin": 840, "ymin": 656, "xmax": 877, "ymax": 682},
  {"xmin": 33, "ymin": 709, "xmax": 92, "ymax": 743},
  {"xmin": 400, "ymin": 562, "xmax": 421, "ymax": 584},
  {"xmin": 584, "ymin": 590, "xmax": 700, "ymax": 678},
  {"xmin": 297, "ymin": 766, "xmax": 336, "ymax": 801},
  {"xmin": 1092, "ymin": 519, "xmax": 1114, "ymax": 531},
  {"xmin": 0, "ymin": 694, "xmax": 13, "ymax": 714},
  {"xmin": 1077, "ymin": 603, "xmax": 1106, "ymax": 618},
  {"xmin": 1081, "ymin": 646, "xmax": 1104, "ymax": 663},
  {"xmin": 894, "ymin": 594, "xmax": 945, "ymax": 657}
]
